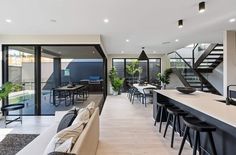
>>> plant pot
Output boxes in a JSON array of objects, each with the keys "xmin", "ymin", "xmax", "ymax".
[{"xmin": 112, "ymin": 91, "xmax": 119, "ymax": 96}]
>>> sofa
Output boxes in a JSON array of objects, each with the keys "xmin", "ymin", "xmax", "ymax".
[{"xmin": 17, "ymin": 108, "xmax": 100, "ymax": 155}]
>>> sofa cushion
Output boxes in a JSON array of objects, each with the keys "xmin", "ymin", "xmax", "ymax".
[
  {"xmin": 43, "ymin": 122, "xmax": 85, "ymax": 155},
  {"xmin": 72, "ymin": 108, "xmax": 90, "ymax": 125},
  {"xmin": 57, "ymin": 109, "xmax": 78, "ymax": 132},
  {"xmin": 86, "ymin": 101, "xmax": 96, "ymax": 117}
]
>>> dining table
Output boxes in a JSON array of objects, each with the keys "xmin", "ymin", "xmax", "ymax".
[{"xmin": 133, "ymin": 83, "xmax": 157, "ymax": 94}]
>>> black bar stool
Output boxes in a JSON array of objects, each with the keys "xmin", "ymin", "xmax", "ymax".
[
  {"xmin": 163, "ymin": 106, "xmax": 189, "ymax": 148},
  {"xmin": 178, "ymin": 116, "xmax": 217, "ymax": 155},
  {"xmin": 154, "ymin": 102, "xmax": 175, "ymax": 133}
]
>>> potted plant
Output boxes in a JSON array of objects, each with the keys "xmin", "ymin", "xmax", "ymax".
[
  {"xmin": 0, "ymin": 82, "xmax": 22, "ymax": 101},
  {"xmin": 157, "ymin": 68, "xmax": 172, "ymax": 89},
  {"xmin": 109, "ymin": 67, "xmax": 124, "ymax": 95},
  {"xmin": 126, "ymin": 60, "xmax": 142, "ymax": 84}
]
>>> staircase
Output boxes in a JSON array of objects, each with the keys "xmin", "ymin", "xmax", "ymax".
[
  {"xmin": 168, "ymin": 46, "xmax": 221, "ymax": 95},
  {"xmin": 194, "ymin": 43, "xmax": 223, "ymax": 73}
]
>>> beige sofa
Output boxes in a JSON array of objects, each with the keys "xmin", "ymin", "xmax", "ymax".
[{"xmin": 17, "ymin": 108, "xmax": 99, "ymax": 155}]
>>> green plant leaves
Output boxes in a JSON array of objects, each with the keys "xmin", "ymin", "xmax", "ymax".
[
  {"xmin": 0, "ymin": 82, "xmax": 22, "ymax": 100},
  {"xmin": 109, "ymin": 67, "xmax": 124, "ymax": 92}
]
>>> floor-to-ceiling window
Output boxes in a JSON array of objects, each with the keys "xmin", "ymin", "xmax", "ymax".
[
  {"xmin": 8, "ymin": 46, "xmax": 35, "ymax": 115},
  {"xmin": 112, "ymin": 58, "xmax": 161, "ymax": 91},
  {"xmin": 41, "ymin": 53, "xmax": 55, "ymax": 115},
  {"xmin": 149, "ymin": 58, "xmax": 161, "ymax": 83}
]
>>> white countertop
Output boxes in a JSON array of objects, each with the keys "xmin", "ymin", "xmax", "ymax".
[{"xmin": 154, "ymin": 89, "xmax": 236, "ymax": 128}]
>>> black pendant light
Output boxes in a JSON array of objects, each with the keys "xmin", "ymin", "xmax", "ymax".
[{"xmin": 138, "ymin": 47, "xmax": 148, "ymax": 60}]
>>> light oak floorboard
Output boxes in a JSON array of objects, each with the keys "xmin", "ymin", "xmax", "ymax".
[{"xmin": 96, "ymin": 94, "xmax": 192, "ymax": 155}]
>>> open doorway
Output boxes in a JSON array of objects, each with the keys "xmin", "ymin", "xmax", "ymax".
[{"xmin": 2, "ymin": 45, "xmax": 107, "ymax": 115}]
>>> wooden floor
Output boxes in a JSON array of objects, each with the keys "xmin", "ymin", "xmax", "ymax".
[{"xmin": 96, "ymin": 94, "xmax": 192, "ymax": 155}]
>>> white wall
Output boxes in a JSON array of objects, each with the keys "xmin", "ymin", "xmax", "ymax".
[{"xmin": 223, "ymin": 31, "xmax": 236, "ymax": 96}]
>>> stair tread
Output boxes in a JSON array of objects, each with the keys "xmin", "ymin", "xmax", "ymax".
[{"xmin": 208, "ymin": 53, "xmax": 223, "ymax": 56}]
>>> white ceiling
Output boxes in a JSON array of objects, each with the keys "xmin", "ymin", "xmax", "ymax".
[{"xmin": 0, "ymin": 0, "xmax": 236, "ymax": 54}]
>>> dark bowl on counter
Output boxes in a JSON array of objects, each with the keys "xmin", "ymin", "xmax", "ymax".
[{"xmin": 176, "ymin": 87, "xmax": 196, "ymax": 94}]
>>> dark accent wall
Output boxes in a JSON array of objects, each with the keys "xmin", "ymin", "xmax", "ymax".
[{"xmin": 61, "ymin": 62, "xmax": 104, "ymax": 83}]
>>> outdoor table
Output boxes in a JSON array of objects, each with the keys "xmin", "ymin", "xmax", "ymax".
[
  {"xmin": 1, "ymin": 103, "xmax": 24, "ymax": 127},
  {"xmin": 53, "ymin": 85, "xmax": 84, "ymax": 106}
]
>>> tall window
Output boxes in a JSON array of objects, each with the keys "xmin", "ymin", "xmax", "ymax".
[
  {"xmin": 112, "ymin": 58, "xmax": 161, "ymax": 84},
  {"xmin": 149, "ymin": 59, "xmax": 161, "ymax": 83},
  {"xmin": 112, "ymin": 59, "xmax": 125, "ymax": 78},
  {"xmin": 8, "ymin": 46, "xmax": 35, "ymax": 115}
]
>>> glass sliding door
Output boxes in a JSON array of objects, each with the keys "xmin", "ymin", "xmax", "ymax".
[
  {"xmin": 41, "ymin": 53, "xmax": 55, "ymax": 115},
  {"xmin": 8, "ymin": 46, "xmax": 35, "ymax": 115}
]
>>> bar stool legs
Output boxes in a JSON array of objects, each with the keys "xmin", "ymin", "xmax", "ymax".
[
  {"xmin": 208, "ymin": 132, "xmax": 217, "ymax": 155},
  {"xmin": 171, "ymin": 115, "xmax": 177, "ymax": 148},
  {"xmin": 178, "ymin": 116, "xmax": 217, "ymax": 155}
]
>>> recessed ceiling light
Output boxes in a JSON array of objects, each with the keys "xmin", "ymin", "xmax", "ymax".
[
  {"xmin": 178, "ymin": 19, "xmax": 183, "ymax": 28},
  {"xmin": 199, "ymin": 2, "xmax": 206, "ymax": 13},
  {"xmin": 126, "ymin": 39, "xmax": 130, "ymax": 42},
  {"xmin": 5, "ymin": 19, "xmax": 12, "ymax": 23},
  {"xmin": 175, "ymin": 39, "xmax": 179, "ymax": 42},
  {"xmin": 229, "ymin": 18, "xmax": 236, "ymax": 23},
  {"xmin": 121, "ymin": 51, "xmax": 124, "ymax": 54},
  {"xmin": 104, "ymin": 18, "xmax": 109, "ymax": 23}
]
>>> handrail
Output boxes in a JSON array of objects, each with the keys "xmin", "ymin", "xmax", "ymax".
[
  {"xmin": 194, "ymin": 43, "xmax": 218, "ymax": 68},
  {"xmin": 169, "ymin": 51, "xmax": 204, "ymax": 90},
  {"xmin": 192, "ymin": 44, "xmax": 199, "ymax": 67},
  {"xmin": 174, "ymin": 51, "xmax": 193, "ymax": 69}
]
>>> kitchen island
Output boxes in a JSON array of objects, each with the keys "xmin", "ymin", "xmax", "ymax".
[{"xmin": 153, "ymin": 90, "xmax": 236, "ymax": 155}]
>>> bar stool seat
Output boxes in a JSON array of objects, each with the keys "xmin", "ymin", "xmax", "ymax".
[
  {"xmin": 163, "ymin": 107, "xmax": 189, "ymax": 148},
  {"xmin": 179, "ymin": 116, "xmax": 217, "ymax": 155},
  {"xmin": 183, "ymin": 117, "xmax": 216, "ymax": 132}
]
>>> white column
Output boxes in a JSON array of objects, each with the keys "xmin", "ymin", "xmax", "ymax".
[{"xmin": 223, "ymin": 31, "xmax": 236, "ymax": 97}]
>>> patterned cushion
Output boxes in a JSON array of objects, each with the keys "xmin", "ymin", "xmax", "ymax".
[{"xmin": 43, "ymin": 122, "xmax": 85, "ymax": 155}]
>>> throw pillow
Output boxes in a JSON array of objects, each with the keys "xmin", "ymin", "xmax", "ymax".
[
  {"xmin": 72, "ymin": 108, "xmax": 90, "ymax": 125},
  {"xmin": 86, "ymin": 101, "xmax": 96, "ymax": 117},
  {"xmin": 55, "ymin": 137, "xmax": 73, "ymax": 152},
  {"xmin": 57, "ymin": 109, "xmax": 78, "ymax": 132},
  {"xmin": 44, "ymin": 121, "xmax": 85, "ymax": 155}
]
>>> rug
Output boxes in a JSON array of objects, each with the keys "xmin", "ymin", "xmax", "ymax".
[{"xmin": 0, "ymin": 134, "xmax": 38, "ymax": 155}]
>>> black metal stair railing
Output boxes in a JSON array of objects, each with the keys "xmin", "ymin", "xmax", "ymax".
[
  {"xmin": 193, "ymin": 43, "xmax": 224, "ymax": 73},
  {"xmin": 168, "ymin": 51, "xmax": 221, "ymax": 94}
]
